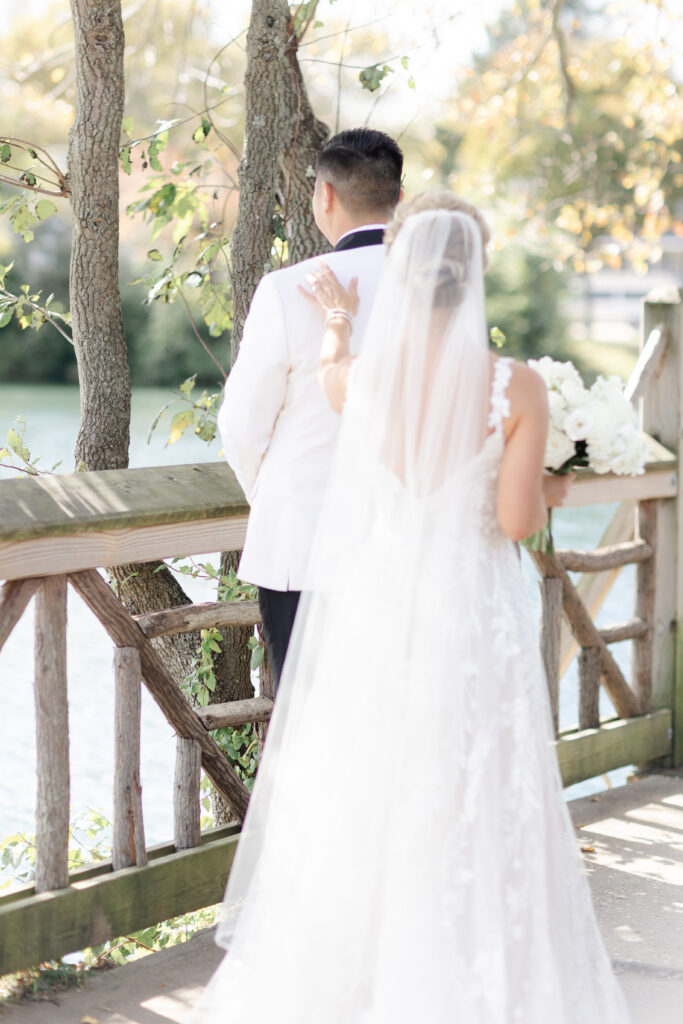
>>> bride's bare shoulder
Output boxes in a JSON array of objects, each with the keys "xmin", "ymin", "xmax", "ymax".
[
  {"xmin": 505, "ymin": 358, "xmax": 547, "ymax": 407},
  {"xmin": 489, "ymin": 355, "xmax": 548, "ymax": 433}
]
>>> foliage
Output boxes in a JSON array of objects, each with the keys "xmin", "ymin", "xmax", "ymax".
[
  {"xmin": 148, "ymin": 374, "xmax": 222, "ymax": 446},
  {"xmin": 0, "ymin": 187, "xmax": 59, "ymax": 243},
  {"xmin": 212, "ymin": 722, "xmax": 260, "ymax": 791},
  {"xmin": 83, "ymin": 904, "xmax": 221, "ymax": 969},
  {"xmin": 0, "ymin": 258, "xmax": 70, "ymax": 343},
  {"xmin": 0, "ymin": 222, "xmax": 227, "ymax": 387},
  {"xmin": 0, "ymin": 808, "xmax": 112, "ymax": 888},
  {"xmin": 162, "ymin": 558, "xmax": 263, "ymax": 785},
  {"xmin": 444, "ymin": 0, "xmax": 683, "ymax": 272},
  {"xmin": 485, "ymin": 245, "xmax": 568, "ymax": 360},
  {"xmin": 0, "ymin": 960, "xmax": 83, "ymax": 1004},
  {"xmin": 0, "ymin": 806, "xmax": 221, "ymax": 995},
  {"xmin": 0, "ymin": 416, "xmax": 62, "ymax": 476}
]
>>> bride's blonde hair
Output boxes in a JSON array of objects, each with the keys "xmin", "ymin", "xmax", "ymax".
[{"xmin": 383, "ymin": 189, "xmax": 490, "ymax": 270}]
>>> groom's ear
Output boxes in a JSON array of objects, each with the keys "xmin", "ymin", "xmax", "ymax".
[{"xmin": 320, "ymin": 180, "xmax": 336, "ymax": 213}]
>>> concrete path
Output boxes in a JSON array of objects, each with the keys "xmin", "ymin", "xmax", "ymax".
[{"xmin": 2, "ymin": 771, "xmax": 682, "ymax": 1023}]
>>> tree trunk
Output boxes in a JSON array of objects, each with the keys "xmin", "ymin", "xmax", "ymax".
[
  {"xmin": 218, "ymin": 4, "xmax": 331, "ymax": 705},
  {"xmin": 110, "ymin": 562, "xmax": 201, "ymax": 686},
  {"xmin": 68, "ymin": 0, "xmax": 130, "ymax": 472},
  {"xmin": 277, "ymin": 23, "xmax": 330, "ymax": 264},
  {"xmin": 230, "ymin": 0, "xmax": 289, "ymax": 359},
  {"xmin": 67, "ymin": 1, "xmax": 201, "ymax": 682}
]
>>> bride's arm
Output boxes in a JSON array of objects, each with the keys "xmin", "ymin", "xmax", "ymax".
[
  {"xmin": 497, "ymin": 363, "xmax": 571, "ymax": 541},
  {"xmin": 318, "ymin": 317, "xmax": 354, "ymax": 413},
  {"xmin": 298, "ymin": 263, "xmax": 360, "ymax": 414}
]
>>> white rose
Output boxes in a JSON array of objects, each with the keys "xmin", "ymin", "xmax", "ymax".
[
  {"xmin": 527, "ymin": 357, "xmax": 555, "ymax": 386},
  {"xmin": 550, "ymin": 360, "xmax": 583, "ymax": 388},
  {"xmin": 545, "ymin": 426, "xmax": 576, "ymax": 470},
  {"xmin": 583, "ymin": 399, "xmax": 614, "ymax": 444},
  {"xmin": 560, "ymin": 379, "xmax": 590, "ymax": 408},
  {"xmin": 586, "ymin": 439, "xmax": 616, "ymax": 474},
  {"xmin": 563, "ymin": 406, "xmax": 594, "ymax": 441},
  {"xmin": 547, "ymin": 390, "xmax": 567, "ymax": 430}
]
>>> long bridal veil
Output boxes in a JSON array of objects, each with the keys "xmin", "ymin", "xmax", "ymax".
[
  {"xmin": 195, "ymin": 210, "xmax": 629, "ymax": 1024},
  {"xmin": 217, "ymin": 208, "xmax": 490, "ymax": 934}
]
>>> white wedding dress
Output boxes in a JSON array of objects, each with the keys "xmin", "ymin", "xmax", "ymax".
[{"xmin": 193, "ymin": 212, "xmax": 629, "ymax": 1023}]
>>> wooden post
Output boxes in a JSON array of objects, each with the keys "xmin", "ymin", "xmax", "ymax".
[
  {"xmin": 0, "ymin": 578, "xmax": 41, "ymax": 654},
  {"xmin": 539, "ymin": 577, "xmax": 562, "ymax": 736},
  {"xmin": 67, "ymin": 569, "xmax": 250, "ymax": 820},
  {"xmin": 558, "ymin": 501, "xmax": 635, "ymax": 678},
  {"xmin": 257, "ymin": 638, "xmax": 276, "ymax": 749},
  {"xmin": 638, "ymin": 289, "xmax": 683, "ymax": 766},
  {"xmin": 531, "ymin": 550, "xmax": 641, "ymax": 718},
  {"xmin": 579, "ymin": 646, "xmax": 601, "ymax": 730},
  {"xmin": 34, "ymin": 576, "xmax": 69, "ymax": 893},
  {"xmin": 113, "ymin": 647, "xmax": 147, "ymax": 869},
  {"xmin": 634, "ymin": 501, "xmax": 657, "ymax": 714},
  {"xmin": 174, "ymin": 738, "xmax": 202, "ymax": 850}
]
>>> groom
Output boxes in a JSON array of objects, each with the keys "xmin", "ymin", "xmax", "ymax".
[{"xmin": 218, "ymin": 128, "xmax": 403, "ymax": 686}]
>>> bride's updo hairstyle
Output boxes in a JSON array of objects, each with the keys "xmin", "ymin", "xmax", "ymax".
[{"xmin": 383, "ymin": 190, "xmax": 490, "ymax": 309}]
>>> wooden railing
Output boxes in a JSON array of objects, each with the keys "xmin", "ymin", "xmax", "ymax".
[
  {"xmin": 0, "ymin": 286, "xmax": 681, "ymax": 974},
  {"xmin": 0, "ymin": 462, "xmax": 260, "ymax": 973},
  {"xmin": 536, "ymin": 286, "xmax": 683, "ymax": 785}
]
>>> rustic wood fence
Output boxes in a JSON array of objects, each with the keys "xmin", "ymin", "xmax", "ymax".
[{"xmin": 0, "ymin": 288, "xmax": 681, "ymax": 975}]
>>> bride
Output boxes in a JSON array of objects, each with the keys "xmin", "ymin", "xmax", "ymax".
[{"xmin": 193, "ymin": 193, "xmax": 630, "ymax": 1022}]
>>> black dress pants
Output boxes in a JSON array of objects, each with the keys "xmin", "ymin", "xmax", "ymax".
[{"xmin": 257, "ymin": 586, "xmax": 301, "ymax": 689}]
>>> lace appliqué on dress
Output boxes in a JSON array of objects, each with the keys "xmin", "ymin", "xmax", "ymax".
[{"xmin": 488, "ymin": 356, "xmax": 513, "ymax": 434}]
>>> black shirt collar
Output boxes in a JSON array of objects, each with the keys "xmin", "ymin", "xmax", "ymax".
[{"xmin": 333, "ymin": 228, "xmax": 385, "ymax": 253}]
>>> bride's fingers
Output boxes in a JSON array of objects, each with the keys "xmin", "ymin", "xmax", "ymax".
[{"xmin": 298, "ymin": 282, "xmax": 321, "ymax": 306}]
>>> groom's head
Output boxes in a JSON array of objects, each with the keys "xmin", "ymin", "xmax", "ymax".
[{"xmin": 313, "ymin": 128, "xmax": 403, "ymax": 243}]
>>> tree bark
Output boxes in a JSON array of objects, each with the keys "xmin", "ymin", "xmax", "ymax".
[
  {"xmin": 230, "ymin": 0, "xmax": 290, "ymax": 360},
  {"xmin": 212, "ymin": 0, "xmax": 328, "ymax": 824},
  {"xmin": 68, "ymin": 0, "xmax": 130, "ymax": 472},
  {"xmin": 111, "ymin": 562, "xmax": 200, "ymax": 688},
  {"xmin": 277, "ymin": 20, "xmax": 330, "ymax": 264}
]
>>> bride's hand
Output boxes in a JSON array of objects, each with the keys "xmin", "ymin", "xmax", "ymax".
[
  {"xmin": 542, "ymin": 471, "xmax": 575, "ymax": 508},
  {"xmin": 298, "ymin": 262, "xmax": 360, "ymax": 318}
]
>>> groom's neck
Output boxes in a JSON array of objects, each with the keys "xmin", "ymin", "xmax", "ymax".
[{"xmin": 326, "ymin": 211, "xmax": 390, "ymax": 246}]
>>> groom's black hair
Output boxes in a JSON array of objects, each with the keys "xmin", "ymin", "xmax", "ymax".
[{"xmin": 316, "ymin": 128, "xmax": 403, "ymax": 215}]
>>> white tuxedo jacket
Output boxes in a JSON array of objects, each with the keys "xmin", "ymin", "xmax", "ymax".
[{"xmin": 218, "ymin": 234, "xmax": 386, "ymax": 590}]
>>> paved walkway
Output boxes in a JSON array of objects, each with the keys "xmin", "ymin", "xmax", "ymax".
[{"xmin": 2, "ymin": 771, "xmax": 682, "ymax": 1023}]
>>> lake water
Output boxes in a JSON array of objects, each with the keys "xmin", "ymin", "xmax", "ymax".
[{"xmin": 0, "ymin": 384, "xmax": 633, "ymax": 872}]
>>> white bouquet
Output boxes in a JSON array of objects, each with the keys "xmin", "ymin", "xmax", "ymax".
[
  {"xmin": 527, "ymin": 357, "xmax": 649, "ymax": 477},
  {"xmin": 523, "ymin": 357, "xmax": 649, "ymax": 552}
]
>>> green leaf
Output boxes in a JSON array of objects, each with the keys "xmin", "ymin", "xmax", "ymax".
[
  {"xmin": 35, "ymin": 199, "xmax": 57, "ymax": 221},
  {"xmin": 192, "ymin": 118, "xmax": 211, "ymax": 144},
  {"xmin": 179, "ymin": 375, "xmax": 197, "ymax": 397},
  {"xmin": 167, "ymin": 409, "xmax": 194, "ymax": 445},
  {"xmin": 490, "ymin": 326, "xmax": 506, "ymax": 348},
  {"xmin": 147, "ymin": 248, "xmax": 164, "ymax": 261},
  {"xmin": 250, "ymin": 644, "xmax": 265, "ymax": 670},
  {"xmin": 0, "ymin": 309, "xmax": 12, "ymax": 328},
  {"xmin": 120, "ymin": 146, "xmax": 132, "ymax": 175},
  {"xmin": 148, "ymin": 131, "xmax": 168, "ymax": 172},
  {"xmin": 400, "ymin": 55, "xmax": 409, "ymax": 71},
  {"xmin": 121, "ymin": 115, "xmax": 134, "ymax": 137},
  {"xmin": 359, "ymin": 63, "xmax": 393, "ymax": 93},
  {"xmin": 0, "ymin": 143, "xmax": 10, "ymax": 163}
]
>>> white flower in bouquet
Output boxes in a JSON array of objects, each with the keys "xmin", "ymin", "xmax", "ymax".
[
  {"xmin": 564, "ymin": 406, "xmax": 594, "ymax": 442},
  {"xmin": 545, "ymin": 425, "xmax": 576, "ymax": 470},
  {"xmin": 527, "ymin": 358, "xmax": 649, "ymax": 477}
]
